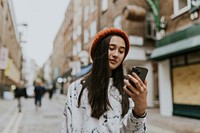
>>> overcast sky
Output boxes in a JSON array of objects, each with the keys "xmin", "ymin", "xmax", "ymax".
[{"xmin": 12, "ymin": 0, "xmax": 69, "ymax": 67}]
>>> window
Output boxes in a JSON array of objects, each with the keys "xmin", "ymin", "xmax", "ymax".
[
  {"xmin": 90, "ymin": 0, "xmax": 96, "ymax": 13},
  {"xmin": 84, "ymin": 29, "xmax": 89, "ymax": 44},
  {"xmin": 84, "ymin": 6, "xmax": 89, "ymax": 22},
  {"xmin": 90, "ymin": 21, "xmax": 96, "ymax": 38},
  {"xmin": 187, "ymin": 51, "xmax": 200, "ymax": 63},
  {"xmin": 145, "ymin": 13, "xmax": 157, "ymax": 40},
  {"xmin": 172, "ymin": 51, "xmax": 200, "ymax": 67},
  {"xmin": 172, "ymin": 55, "xmax": 186, "ymax": 67},
  {"xmin": 102, "ymin": 0, "xmax": 108, "ymax": 12},
  {"xmin": 192, "ymin": 0, "xmax": 200, "ymax": 6},
  {"xmin": 72, "ymin": 42, "xmax": 82, "ymax": 56},
  {"xmin": 77, "ymin": 25, "xmax": 82, "ymax": 36},
  {"xmin": 73, "ymin": 30, "xmax": 77, "ymax": 41},
  {"xmin": 113, "ymin": 15, "xmax": 121, "ymax": 29},
  {"xmin": 171, "ymin": 0, "xmax": 191, "ymax": 19},
  {"xmin": 78, "ymin": 9, "xmax": 82, "ymax": 17},
  {"xmin": 129, "ymin": 35, "xmax": 144, "ymax": 46},
  {"xmin": 76, "ymin": 41, "xmax": 82, "ymax": 53}
]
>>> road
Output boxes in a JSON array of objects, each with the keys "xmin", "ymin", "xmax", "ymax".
[
  {"xmin": 1, "ymin": 94, "xmax": 65, "ymax": 133},
  {"xmin": 1, "ymin": 93, "xmax": 200, "ymax": 133}
]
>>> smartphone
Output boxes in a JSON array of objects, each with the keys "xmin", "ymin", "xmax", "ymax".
[{"xmin": 127, "ymin": 66, "xmax": 148, "ymax": 92}]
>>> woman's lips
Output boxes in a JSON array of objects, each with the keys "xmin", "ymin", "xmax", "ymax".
[{"xmin": 110, "ymin": 59, "xmax": 117, "ymax": 64}]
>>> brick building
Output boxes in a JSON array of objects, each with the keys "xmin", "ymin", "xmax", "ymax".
[
  {"xmin": 0, "ymin": 0, "xmax": 23, "ymax": 98},
  {"xmin": 151, "ymin": 0, "xmax": 200, "ymax": 119},
  {"xmin": 51, "ymin": 0, "xmax": 160, "ymax": 107}
]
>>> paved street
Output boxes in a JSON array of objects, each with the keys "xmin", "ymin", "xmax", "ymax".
[
  {"xmin": 147, "ymin": 108, "xmax": 200, "ymax": 133},
  {"xmin": 1, "ymin": 94, "xmax": 200, "ymax": 133},
  {"xmin": 0, "ymin": 94, "xmax": 65, "ymax": 133}
]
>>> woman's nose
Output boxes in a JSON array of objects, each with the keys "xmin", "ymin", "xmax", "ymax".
[{"xmin": 113, "ymin": 50, "xmax": 119, "ymax": 57}]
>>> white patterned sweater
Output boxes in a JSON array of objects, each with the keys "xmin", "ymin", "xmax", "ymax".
[{"xmin": 61, "ymin": 78, "xmax": 146, "ymax": 133}]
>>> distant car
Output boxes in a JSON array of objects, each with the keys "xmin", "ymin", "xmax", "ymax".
[{"xmin": 26, "ymin": 85, "xmax": 35, "ymax": 98}]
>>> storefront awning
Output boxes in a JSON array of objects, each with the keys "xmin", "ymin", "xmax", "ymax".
[
  {"xmin": 75, "ymin": 64, "xmax": 92, "ymax": 78},
  {"xmin": 150, "ymin": 34, "xmax": 200, "ymax": 60}
]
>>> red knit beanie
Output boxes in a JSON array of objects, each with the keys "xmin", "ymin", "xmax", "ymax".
[{"xmin": 90, "ymin": 27, "xmax": 130, "ymax": 60}]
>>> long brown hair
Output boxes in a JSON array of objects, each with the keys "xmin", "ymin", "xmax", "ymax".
[{"xmin": 78, "ymin": 35, "xmax": 129, "ymax": 119}]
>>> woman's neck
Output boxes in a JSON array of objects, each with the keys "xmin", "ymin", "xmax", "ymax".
[{"xmin": 109, "ymin": 70, "xmax": 112, "ymax": 77}]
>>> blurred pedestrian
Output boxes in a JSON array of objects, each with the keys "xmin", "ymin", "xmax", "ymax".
[
  {"xmin": 61, "ymin": 27, "xmax": 147, "ymax": 132},
  {"xmin": 34, "ymin": 79, "xmax": 46, "ymax": 111},
  {"xmin": 14, "ymin": 81, "xmax": 27, "ymax": 112},
  {"xmin": 48, "ymin": 84, "xmax": 54, "ymax": 100}
]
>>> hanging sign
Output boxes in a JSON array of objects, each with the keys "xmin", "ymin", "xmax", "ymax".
[{"xmin": 0, "ymin": 47, "xmax": 9, "ymax": 70}]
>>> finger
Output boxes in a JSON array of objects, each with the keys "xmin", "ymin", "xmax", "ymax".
[
  {"xmin": 127, "ymin": 75, "xmax": 143, "ymax": 93},
  {"xmin": 131, "ymin": 72, "xmax": 143, "ymax": 82},
  {"xmin": 144, "ymin": 80, "xmax": 147, "ymax": 86},
  {"xmin": 124, "ymin": 79, "xmax": 139, "ymax": 95},
  {"xmin": 123, "ymin": 85, "xmax": 134, "ymax": 97},
  {"xmin": 123, "ymin": 85, "xmax": 138, "ymax": 98},
  {"xmin": 142, "ymin": 80, "xmax": 147, "ymax": 91}
]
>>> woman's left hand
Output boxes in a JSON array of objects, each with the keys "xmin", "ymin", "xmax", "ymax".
[{"xmin": 123, "ymin": 73, "xmax": 147, "ymax": 117}]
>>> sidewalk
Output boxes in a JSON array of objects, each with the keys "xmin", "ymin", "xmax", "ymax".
[
  {"xmin": 0, "ymin": 98, "xmax": 18, "ymax": 133},
  {"xmin": 147, "ymin": 108, "xmax": 200, "ymax": 133},
  {"xmin": 1, "ymin": 96, "xmax": 200, "ymax": 133}
]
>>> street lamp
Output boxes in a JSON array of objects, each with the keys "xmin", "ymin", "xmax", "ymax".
[{"xmin": 57, "ymin": 77, "xmax": 67, "ymax": 94}]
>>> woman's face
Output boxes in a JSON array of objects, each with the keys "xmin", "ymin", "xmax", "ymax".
[{"xmin": 108, "ymin": 36, "xmax": 126, "ymax": 70}]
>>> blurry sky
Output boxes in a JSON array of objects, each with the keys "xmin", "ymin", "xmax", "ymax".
[{"xmin": 12, "ymin": 0, "xmax": 69, "ymax": 67}]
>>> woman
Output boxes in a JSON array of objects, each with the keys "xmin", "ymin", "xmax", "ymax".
[{"xmin": 61, "ymin": 27, "xmax": 147, "ymax": 133}]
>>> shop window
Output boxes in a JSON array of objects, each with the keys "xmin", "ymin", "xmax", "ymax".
[
  {"xmin": 172, "ymin": 55, "xmax": 186, "ymax": 67},
  {"xmin": 171, "ymin": 0, "xmax": 191, "ymax": 19},
  {"xmin": 187, "ymin": 51, "xmax": 200, "ymax": 63}
]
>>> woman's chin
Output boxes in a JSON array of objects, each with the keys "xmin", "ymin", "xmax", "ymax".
[{"xmin": 109, "ymin": 64, "xmax": 118, "ymax": 70}]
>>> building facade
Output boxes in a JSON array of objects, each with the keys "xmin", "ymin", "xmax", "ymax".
[
  {"xmin": 0, "ymin": 0, "xmax": 23, "ymax": 98},
  {"xmin": 50, "ymin": 0, "xmax": 162, "ymax": 107},
  {"xmin": 151, "ymin": 0, "xmax": 200, "ymax": 119}
]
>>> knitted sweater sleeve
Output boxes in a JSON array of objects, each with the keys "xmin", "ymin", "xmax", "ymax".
[{"xmin": 120, "ymin": 102, "xmax": 147, "ymax": 133}]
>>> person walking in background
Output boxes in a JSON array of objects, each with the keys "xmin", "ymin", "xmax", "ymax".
[
  {"xmin": 14, "ymin": 81, "xmax": 27, "ymax": 112},
  {"xmin": 48, "ymin": 84, "xmax": 54, "ymax": 100},
  {"xmin": 34, "ymin": 79, "xmax": 46, "ymax": 111},
  {"xmin": 61, "ymin": 27, "xmax": 148, "ymax": 132}
]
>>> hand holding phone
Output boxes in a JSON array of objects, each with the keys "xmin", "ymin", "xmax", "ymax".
[{"xmin": 127, "ymin": 66, "xmax": 148, "ymax": 94}]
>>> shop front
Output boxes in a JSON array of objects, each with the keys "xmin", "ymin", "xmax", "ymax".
[{"xmin": 150, "ymin": 22, "xmax": 200, "ymax": 119}]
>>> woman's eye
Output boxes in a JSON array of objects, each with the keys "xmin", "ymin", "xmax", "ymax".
[
  {"xmin": 119, "ymin": 49, "xmax": 125, "ymax": 54},
  {"xmin": 109, "ymin": 47, "xmax": 115, "ymax": 50}
]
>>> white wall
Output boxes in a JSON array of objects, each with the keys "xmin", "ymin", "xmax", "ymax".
[
  {"xmin": 158, "ymin": 59, "xmax": 173, "ymax": 116},
  {"xmin": 144, "ymin": 62, "xmax": 154, "ymax": 107}
]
